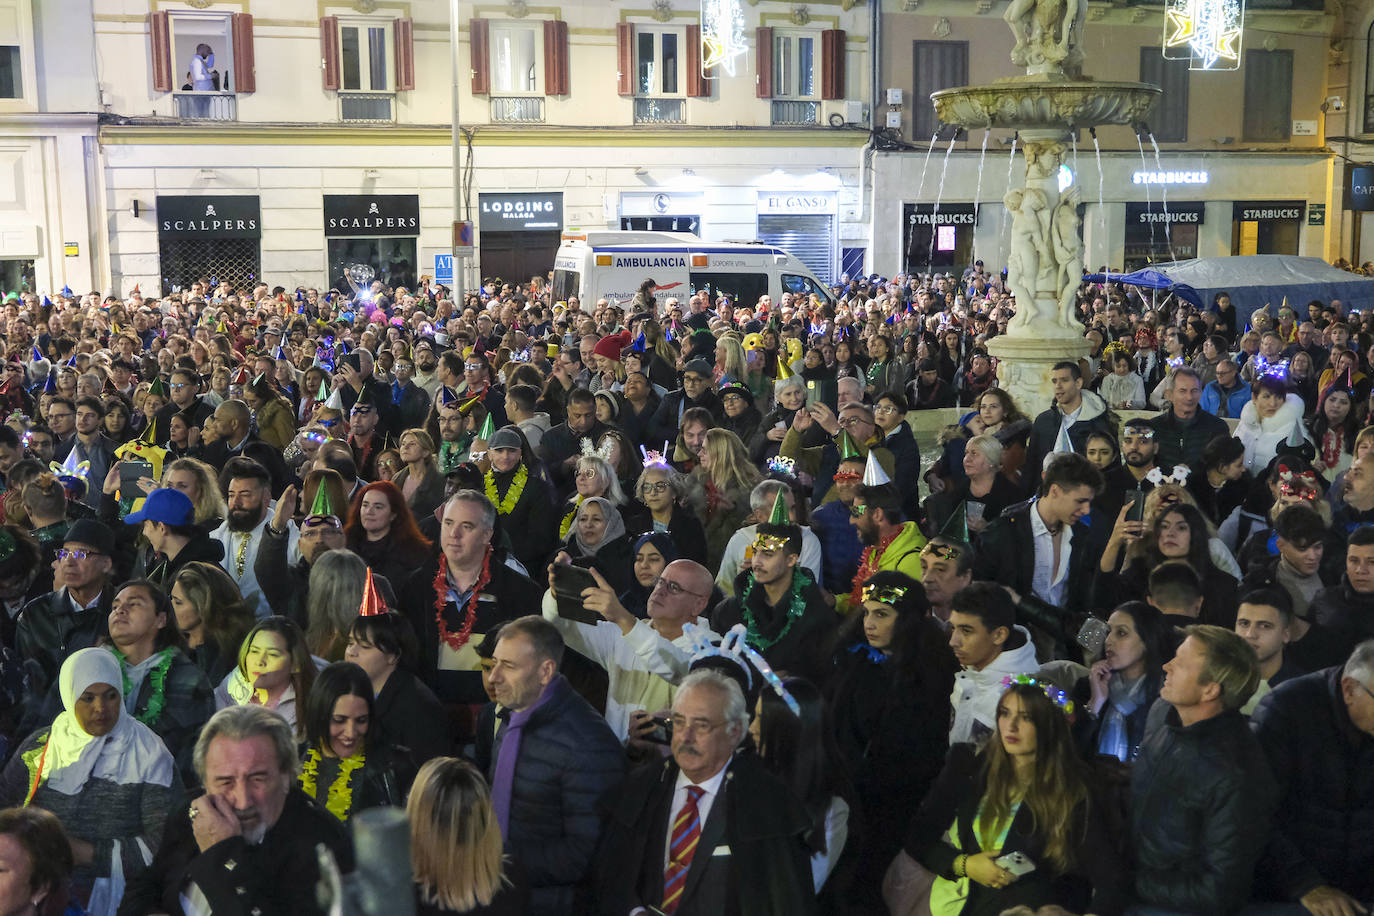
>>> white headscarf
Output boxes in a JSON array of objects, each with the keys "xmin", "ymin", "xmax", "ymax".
[
  {"xmin": 40, "ymin": 647, "xmax": 174, "ymax": 798},
  {"xmin": 570, "ymin": 496, "xmax": 626, "ymax": 556}
]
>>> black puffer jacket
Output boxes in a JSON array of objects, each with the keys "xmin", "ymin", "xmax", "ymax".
[
  {"xmin": 1250, "ymin": 667, "xmax": 1374, "ymax": 904},
  {"xmin": 1309, "ymin": 579, "xmax": 1374, "ymax": 644},
  {"xmin": 490, "ymin": 674, "xmax": 625, "ymax": 916},
  {"xmin": 1130, "ymin": 699, "xmax": 1278, "ymax": 915}
]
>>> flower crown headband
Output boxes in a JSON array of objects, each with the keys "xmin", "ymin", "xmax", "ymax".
[
  {"xmin": 640, "ymin": 442, "xmax": 672, "ymax": 469},
  {"xmin": 682, "ymin": 622, "xmax": 800, "ymax": 716},
  {"xmin": 1001, "ymin": 673, "xmax": 1076, "ymax": 717}
]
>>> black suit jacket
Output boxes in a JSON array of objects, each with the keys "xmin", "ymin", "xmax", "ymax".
[
  {"xmin": 596, "ymin": 754, "xmax": 817, "ymax": 916},
  {"xmin": 118, "ymin": 787, "xmax": 354, "ymax": 916}
]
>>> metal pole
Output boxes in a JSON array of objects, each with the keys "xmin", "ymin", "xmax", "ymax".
[{"xmin": 450, "ymin": 0, "xmax": 466, "ymax": 308}]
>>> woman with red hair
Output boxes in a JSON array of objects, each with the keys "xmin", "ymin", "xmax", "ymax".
[{"xmin": 345, "ymin": 481, "xmax": 433, "ymax": 587}]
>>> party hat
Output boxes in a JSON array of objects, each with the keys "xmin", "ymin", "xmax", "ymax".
[
  {"xmin": 353, "ymin": 384, "xmax": 374, "ymax": 407},
  {"xmin": 942, "ymin": 501, "xmax": 969, "ymax": 542},
  {"xmin": 251, "ymin": 372, "xmax": 267, "ymax": 388},
  {"xmin": 632, "ymin": 332, "xmax": 646, "ymax": 353},
  {"xmin": 438, "ymin": 386, "xmax": 458, "ymax": 406},
  {"xmin": 60, "ymin": 284, "xmax": 72, "ymax": 298},
  {"xmin": 41, "ymin": 295, "xmax": 51, "ymax": 307},
  {"xmin": 42, "ymin": 371, "xmax": 57, "ymax": 394},
  {"xmin": 475, "ymin": 412, "xmax": 495, "ymax": 441},
  {"xmin": 776, "ymin": 354, "xmax": 794, "ymax": 380},
  {"xmin": 862, "ymin": 449, "xmax": 891, "ymax": 487},
  {"xmin": 767, "ymin": 489, "xmax": 790, "ymax": 525},
  {"xmin": 273, "ymin": 345, "xmax": 287, "ymax": 361},
  {"xmin": 131, "ymin": 284, "xmax": 140, "ymax": 295},
  {"xmin": 139, "ymin": 417, "xmax": 159, "ymax": 446},
  {"xmin": 324, "ymin": 387, "xmax": 344, "ymax": 410},
  {"xmin": 457, "ymin": 394, "xmax": 482, "ymax": 415},
  {"xmin": 1286, "ymin": 417, "xmax": 1306, "ymax": 448},
  {"xmin": 358, "ymin": 567, "xmax": 388, "ymax": 617},
  {"xmin": 231, "ymin": 366, "xmax": 248, "ymax": 386},
  {"xmin": 836, "ymin": 430, "xmax": 861, "ymax": 461},
  {"xmin": 309, "ymin": 481, "xmax": 339, "ymax": 519},
  {"xmin": 316, "ymin": 379, "xmax": 329, "ymax": 401},
  {"xmin": 30, "ymin": 344, "xmax": 42, "ymax": 362}
]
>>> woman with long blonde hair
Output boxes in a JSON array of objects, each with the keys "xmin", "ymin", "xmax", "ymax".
[
  {"xmin": 408, "ymin": 757, "xmax": 527, "ymax": 915},
  {"xmin": 692, "ymin": 427, "xmax": 761, "ymax": 568}
]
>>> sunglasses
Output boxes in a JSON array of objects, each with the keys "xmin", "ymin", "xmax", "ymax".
[
  {"xmin": 57, "ymin": 548, "xmax": 104, "ymax": 561},
  {"xmin": 302, "ymin": 515, "xmax": 342, "ymax": 530}
]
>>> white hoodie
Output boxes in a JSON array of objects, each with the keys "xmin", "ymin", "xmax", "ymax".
[
  {"xmin": 948, "ymin": 625, "xmax": 1039, "ymax": 747},
  {"xmin": 1237, "ymin": 392, "xmax": 1309, "ymax": 475}
]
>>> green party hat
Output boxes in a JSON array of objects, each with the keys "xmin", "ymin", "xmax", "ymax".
[
  {"xmin": 476, "ymin": 412, "xmax": 495, "ymax": 441},
  {"xmin": 309, "ymin": 482, "xmax": 339, "ymax": 519},
  {"xmin": 768, "ymin": 489, "xmax": 790, "ymax": 525},
  {"xmin": 941, "ymin": 500, "xmax": 969, "ymax": 542},
  {"xmin": 317, "ymin": 379, "xmax": 329, "ymax": 401},
  {"xmin": 836, "ymin": 430, "xmax": 861, "ymax": 461},
  {"xmin": 147, "ymin": 376, "xmax": 169, "ymax": 399},
  {"xmin": 139, "ymin": 417, "xmax": 158, "ymax": 445}
]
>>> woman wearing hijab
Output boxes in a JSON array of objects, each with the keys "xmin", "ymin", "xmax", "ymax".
[
  {"xmin": 558, "ymin": 496, "xmax": 633, "ymax": 593},
  {"xmin": 617, "ymin": 531, "xmax": 679, "ymax": 619},
  {"xmin": 0, "ymin": 648, "xmax": 176, "ymax": 916}
]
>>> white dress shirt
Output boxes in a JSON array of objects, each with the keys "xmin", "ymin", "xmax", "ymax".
[
  {"xmin": 1028, "ymin": 500, "xmax": 1072, "ymax": 608},
  {"xmin": 212, "ymin": 508, "xmax": 298, "ymax": 618},
  {"xmin": 664, "ymin": 762, "xmax": 730, "ymax": 872}
]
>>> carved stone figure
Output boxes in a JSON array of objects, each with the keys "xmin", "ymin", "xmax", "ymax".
[
  {"xmin": 1005, "ymin": 187, "xmax": 1054, "ymax": 329},
  {"xmin": 1004, "ymin": 0, "xmax": 1085, "ymax": 76},
  {"xmin": 1051, "ymin": 189, "xmax": 1085, "ymax": 329}
]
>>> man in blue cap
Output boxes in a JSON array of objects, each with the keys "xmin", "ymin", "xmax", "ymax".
[{"xmin": 125, "ymin": 487, "xmax": 225, "ymax": 588}]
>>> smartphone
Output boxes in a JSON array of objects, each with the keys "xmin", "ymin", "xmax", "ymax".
[
  {"xmin": 550, "ymin": 564, "xmax": 601, "ymax": 625},
  {"xmin": 995, "ymin": 852, "xmax": 1036, "ymax": 877},
  {"xmin": 119, "ymin": 460, "xmax": 154, "ymax": 491},
  {"xmin": 644, "ymin": 715, "xmax": 674, "ymax": 745},
  {"xmin": 1076, "ymin": 616, "xmax": 1110, "ymax": 656},
  {"xmin": 1124, "ymin": 489, "xmax": 1146, "ymax": 523}
]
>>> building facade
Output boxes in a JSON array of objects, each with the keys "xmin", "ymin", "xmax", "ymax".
[{"xmin": 873, "ymin": 0, "xmax": 1340, "ymax": 276}]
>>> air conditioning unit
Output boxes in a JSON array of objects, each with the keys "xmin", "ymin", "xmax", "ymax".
[{"xmin": 823, "ymin": 99, "xmax": 867, "ymax": 128}]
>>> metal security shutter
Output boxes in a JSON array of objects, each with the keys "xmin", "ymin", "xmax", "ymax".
[
  {"xmin": 158, "ymin": 238, "xmax": 260, "ymax": 296},
  {"xmin": 757, "ymin": 214, "xmax": 834, "ymax": 283}
]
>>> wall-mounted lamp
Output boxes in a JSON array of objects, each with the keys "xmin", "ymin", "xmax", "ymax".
[
  {"xmin": 364, "ymin": 168, "xmax": 380, "ymax": 179},
  {"xmin": 197, "ymin": 169, "xmax": 217, "ymax": 181}
]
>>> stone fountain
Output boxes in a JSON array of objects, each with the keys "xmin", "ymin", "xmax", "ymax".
[{"xmin": 931, "ymin": 0, "xmax": 1160, "ymax": 411}]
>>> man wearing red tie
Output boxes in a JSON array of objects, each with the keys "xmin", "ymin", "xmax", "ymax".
[{"xmin": 596, "ymin": 669, "xmax": 817, "ymax": 915}]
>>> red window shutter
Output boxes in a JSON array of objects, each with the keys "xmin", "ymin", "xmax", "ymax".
[
  {"xmin": 616, "ymin": 22, "xmax": 634, "ymax": 96},
  {"xmin": 395, "ymin": 18, "xmax": 415, "ymax": 91},
  {"xmin": 543, "ymin": 20, "xmax": 569, "ymax": 96},
  {"xmin": 320, "ymin": 17, "xmax": 340, "ymax": 91},
  {"xmin": 470, "ymin": 18, "xmax": 490, "ymax": 95},
  {"xmin": 148, "ymin": 11, "xmax": 172, "ymax": 93},
  {"xmin": 756, "ymin": 27, "xmax": 773, "ymax": 99},
  {"xmin": 686, "ymin": 25, "xmax": 708, "ymax": 98},
  {"xmin": 231, "ymin": 13, "xmax": 256, "ymax": 93},
  {"xmin": 822, "ymin": 29, "xmax": 845, "ymax": 100}
]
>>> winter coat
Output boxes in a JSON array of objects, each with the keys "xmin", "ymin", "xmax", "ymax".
[
  {"xmin": 1250, "ymin": 668, "xmax": 1374, "ymax": 905},
  {"xmin": 1149, "ymin": 406, "xmax": 1230, "ymax": 472},
  {"xmin": 1024, "ymin": 391, "xmax": 1115, "ymax": 494},
  {"xmin": 489, "ymin": 675, "xmax": 625, "ymax": 916},
  {"xmin": 1100, "ymin": 371, "xmax": 1146, "ymax": 410},
  {"xmin": 711, "ymin": 569, "xmax": 839, "ymax": 684},
  {"xmin": 1238, "ymin": 392, "xmax": 1310, "ymax": 476},
  {"xmin": 1130, "ymin": 700, "xmax": 1278, "ymax": 914},
  {"xmin": 1201, "ymin": 378, "xmax": 1251, "ymax": 420},
  {"xmin": 809, "ymin": 499, "xmax": 864, "ymax": 595},
  {"xmin": 372, "ymin": 667, "xmax": 451, "ymax": 764},
  {"xmin": 879, "ymin": 420, "xmax": 922, "ymax": 518},
  {"xmin": 1309, "ymin": 578, "xmax": 1374, "ymax": 644},
  {"xmin": 948, "ymin": 625, "xmax": 1039, "ymax": 747}
]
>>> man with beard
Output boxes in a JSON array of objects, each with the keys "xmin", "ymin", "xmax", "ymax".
[
  {"xmin": 412, "ymin": 339, "xmax": 441, "ymax": 398},
  {"xmin": 838, "ymin": 453, "xmax": 926, "ymax": 614},
  {"xmin": 1121, "ymin": 419, "xmax": 1161, "ymax": 488},
  {"xmin": 347, "ymin": 386, "xmax": 386, "ymax": 481},
  {"xmin": 436, "ymin": 391, "xmax": 473, "ymax": 475},
  {"xmin": 211, "ymin": 457, "xmax": 288, "ymax": 617},
  {"xmin": 1024, "ymin": 361, "xmax": 1113, "ymax": 495},
  {"xmin": 538, "ymin": 389, "xmax": 608, "ymax": 496},
  {"xmin": 710, "ymin": 499, "xmax": 837, "ymax": 682}
]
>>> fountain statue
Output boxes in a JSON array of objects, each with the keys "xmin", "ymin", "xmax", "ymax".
[{"xmin": 930, "ymin": 2, "xmax": 1160, "ymax": 410}]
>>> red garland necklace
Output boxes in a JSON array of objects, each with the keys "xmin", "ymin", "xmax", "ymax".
[
  {"xmin": 433, "ymin": 547, "xmax": 492, "ymax": 652},
  {"xmin": 848, "ymin": 527, "xmax": 903, "ymax": 607}
]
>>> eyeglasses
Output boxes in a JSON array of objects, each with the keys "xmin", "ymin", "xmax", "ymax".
[
  {"xmin": 170, "ymin": 383, "xmax": 190, "ymax": 390},
  {"xmin": 464, "ymin": 362, "xmax": 484, "ymax": 371},
  {"xmin": 641, "ymin": 481, "xmax": 670, "ymax": 494},
  {"xmin": 668, "ymin": 714, "xmax": 725, "ymax": 735},
  {"xmin": 57, "ymin": 548, "xmax": 103, "ymax": 561},
  {"xmin": 652, "ymin": 577, "xmax": 708, "ymax": 599},
  {"xmin": 838, "ymin": 416, "xmax": 871, "ymax": 428},
  {"xmin": 874, "ymin": 405, "xmax": 900, "ymax": 414},
  {"xmin": 575, "ymin": 469, "xmax": 600, "ymax": 480}
]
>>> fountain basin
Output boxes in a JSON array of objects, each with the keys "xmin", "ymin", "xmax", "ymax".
[{"xmin": 931, "ymin": 77, "xmax": 1161, "ymax": 132}]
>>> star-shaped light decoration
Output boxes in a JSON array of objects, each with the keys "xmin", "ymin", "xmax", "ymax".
[
  {"xmin": 1163, "ymin": 0, "xmax": 1243, "ymax": 70},
  {"xmin": 701, "ymin": 0, "xmax": 747, "ymax": 77}
]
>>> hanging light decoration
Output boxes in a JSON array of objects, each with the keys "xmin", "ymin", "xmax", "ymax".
[
  {"xmin": 701, "ymin": 0, "xmax": 747, "ymax": 77},
  {"xmin": 1163, "ymin": 0, "xmax": 1244, "ymax": 71}
]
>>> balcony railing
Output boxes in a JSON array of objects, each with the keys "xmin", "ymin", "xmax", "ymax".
[
  {"xmin": 491, "ymin": 96, "xmax": 544, "ymax": 123},
  {"xmin": 771, "ymin": 100, "xmax": 819, "ymax": 126},
  {"xmin": 340, "ymin": 93, "xmax": 394, "ymax": 123},
  {"xmin": 634, "ymin": 98, "xmax": 684, "ymax": 124},
  {"xmin": 173, "ymin": 92, "xmax": 236, "ymax": 121}
]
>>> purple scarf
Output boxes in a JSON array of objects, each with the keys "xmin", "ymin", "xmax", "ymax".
[{"xmin": 490, "ymin": 675, "xmax": 565, "ymax": 838}]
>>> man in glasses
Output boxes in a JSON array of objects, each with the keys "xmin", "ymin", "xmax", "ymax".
[
  {"xmin": 648, "ymin": 358, "xmax": 723, "ymax": 453},
  {"xmin": 15, "ymin": 518, "xmax": 115, "ymax": 694},
  {"xmin": 540, "ymin": 556, "xmax": 717, "ymax": 741}
]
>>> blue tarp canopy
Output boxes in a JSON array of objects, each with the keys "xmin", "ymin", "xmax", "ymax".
[{"xmin": 1084, "ymin": 256, "xmax": 1374, "ymax": 328}]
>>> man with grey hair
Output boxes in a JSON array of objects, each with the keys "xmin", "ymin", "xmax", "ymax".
[
  {"xmin": 596, "ymin": 668, "xmax": 817, "ymax": 914},
  {"xmin": 1150, "ymin": 365, "xmax": 1228, "ymax": 470},
  {"xmin": 1249, "ymin": 640, "xmax": 1374, "ymax": 913},
  {"xmin": 120, "ymin": 705, "xmax": 354, "ymax": 916},
  {"xmin": 712, "ymin": 480, "xmax": 823, "ymax": 596}
]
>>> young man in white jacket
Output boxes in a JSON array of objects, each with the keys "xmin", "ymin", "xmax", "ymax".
[{"xmin": 947, "ymin": 581, "xmax": 1040, "ymax": 747}]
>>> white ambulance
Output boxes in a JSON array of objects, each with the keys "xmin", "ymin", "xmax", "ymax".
[{"xmin": 551, "ymin": 230, "xmax": 835, "ymax": 312}]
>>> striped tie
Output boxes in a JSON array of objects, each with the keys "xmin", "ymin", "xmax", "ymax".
[{"xmin": 662, "ymin": 785, "xmax": 706, "ymax": 914}]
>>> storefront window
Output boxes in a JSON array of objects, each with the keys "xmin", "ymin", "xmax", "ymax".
[
  {"xmin": 1231, "ymin": 201, "xmax": 1304, "ymax": 256},
  {"xmin": 903, "ymin": 203, "xmax": 976, "ymax": 274},
  {"xmin": 1124, "ymin": 202, "xmax": 1203, "ymax": 270},
  {"xmin": 327, "ymin": 237, "xmax": 417, "ymax": 294}
]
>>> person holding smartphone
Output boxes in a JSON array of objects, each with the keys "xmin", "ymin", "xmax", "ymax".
[{"xmin": 892, "ymin": 678, "xmax": 1128, "ymax": 916}]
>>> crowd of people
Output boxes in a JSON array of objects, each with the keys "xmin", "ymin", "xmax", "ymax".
[{"xmin": 0, "ymin": 262, "xmax": 1370, "ymax": 916}]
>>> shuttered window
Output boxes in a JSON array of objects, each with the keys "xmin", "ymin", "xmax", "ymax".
[
  {"xmin": 1243, "ymin": 50, "xmax": 1293, "ymax": 142},
  {"xmin": 912, "ymin": 40, "xmax": 968, "ymax": 139},
  {"xmin": 758, "ymin": 215, "xmax": 834, "ymax": 284}
]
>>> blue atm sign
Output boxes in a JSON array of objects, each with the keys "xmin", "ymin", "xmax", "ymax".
[{"xmin": 435, "ymin": 254, "xmax": 453, "ymax": 285}]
